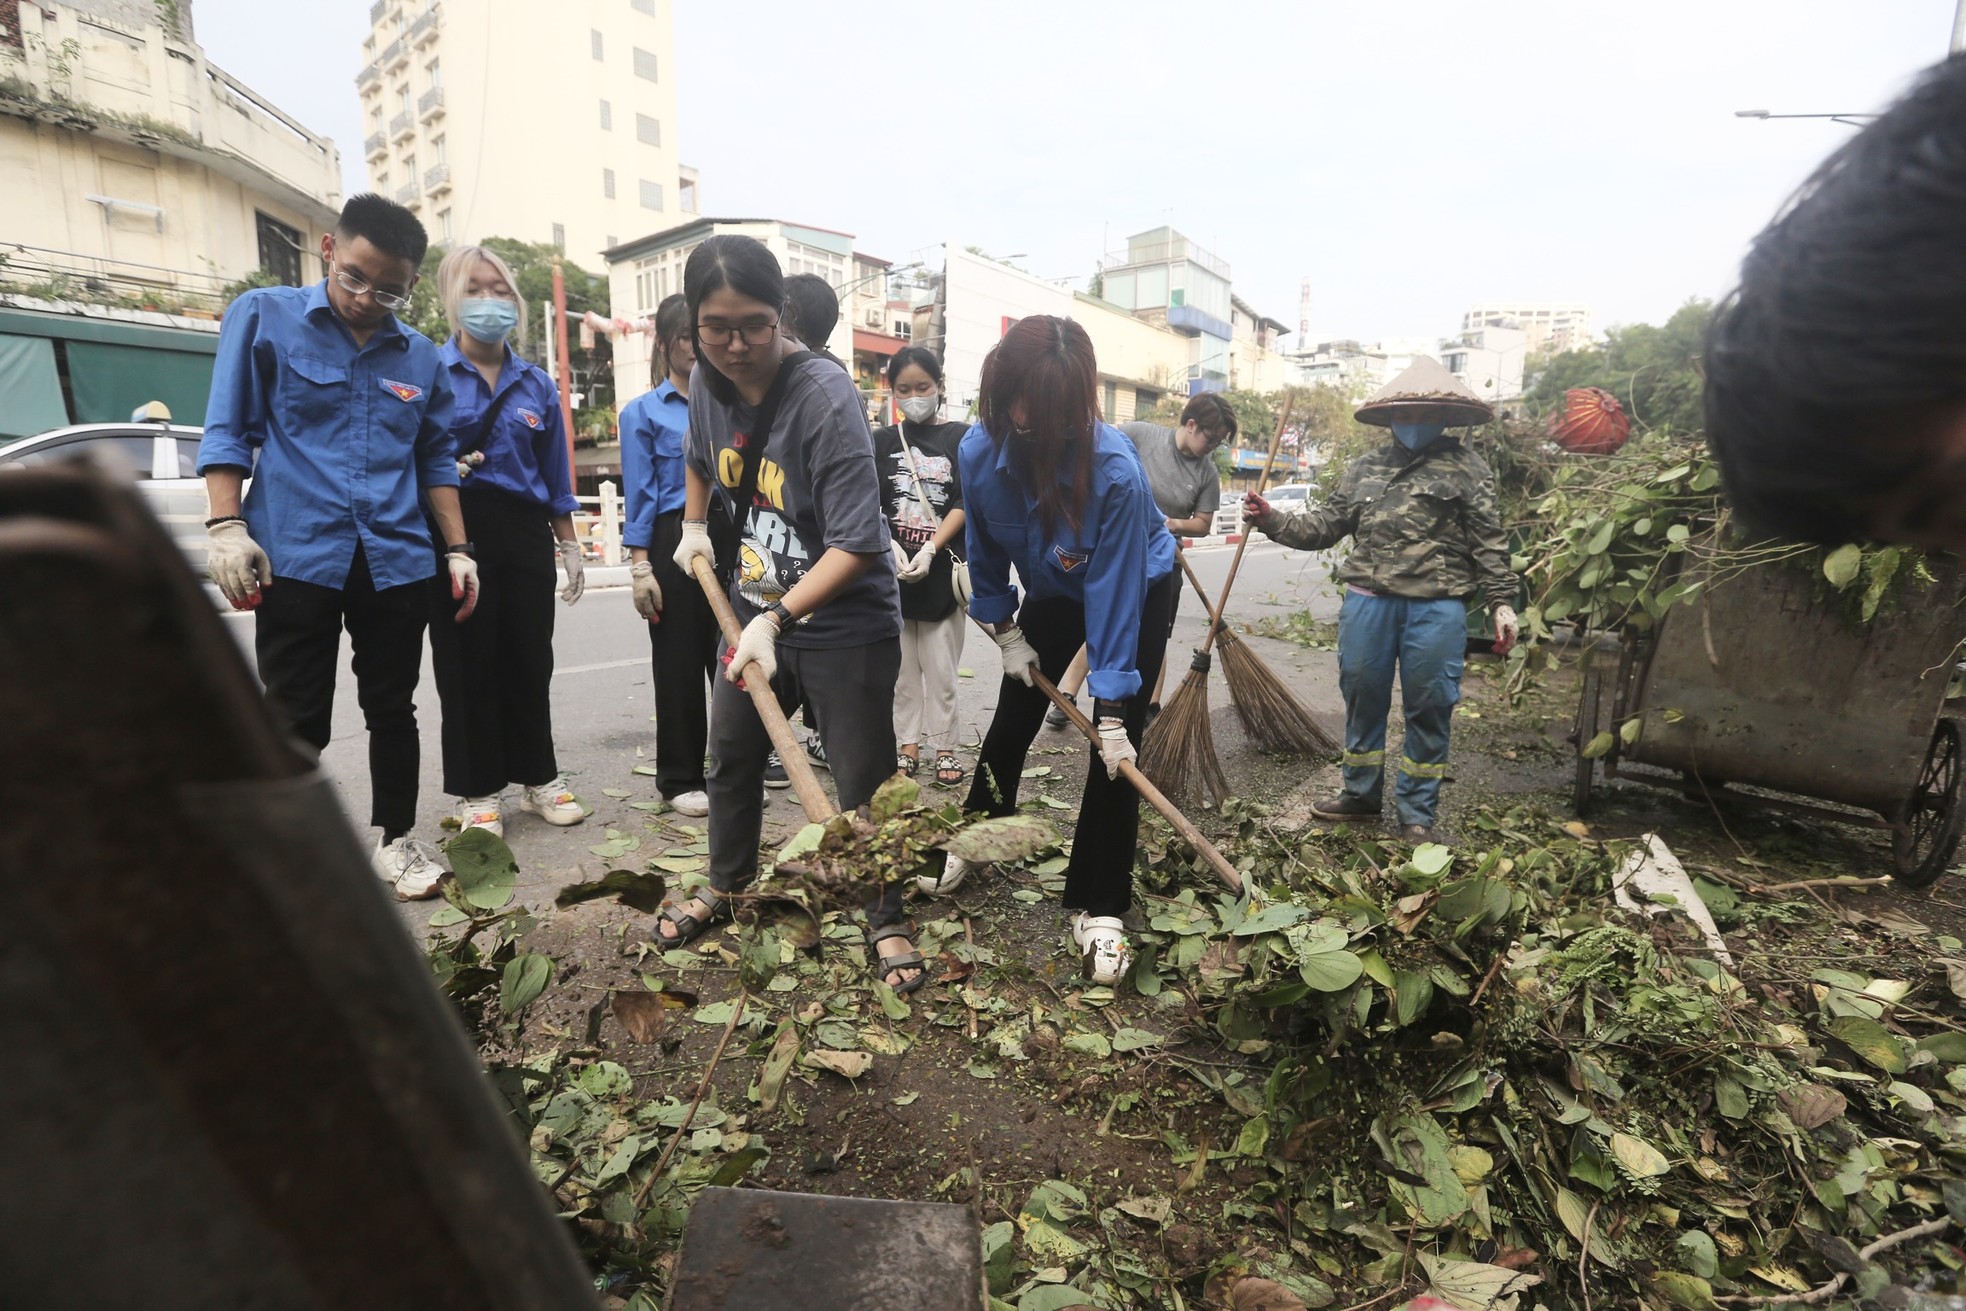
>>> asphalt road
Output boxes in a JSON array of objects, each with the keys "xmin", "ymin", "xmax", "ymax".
[{"xmin": 219, "ymin": 541, "xmax": 1345, "ymax": 922}]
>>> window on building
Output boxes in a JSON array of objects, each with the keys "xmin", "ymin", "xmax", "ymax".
[
  {"xmin": 255, "ymin": 212, "xmax": 303, "ymax": 286},
  {"xmin": 639, "ymin": 180, "xmax": 663, "ymax": 211},
  {"xmin": 1102, "ymin": 381, "xmax": 1116, "ymax": 420},
  {"xmin": 591, "ymin": 29, "xmax": 603, "ymax": 60},
  {"xmin": 631, "ymin": 0, "xmax": 655, "ymax": 12},
  {"xmin": 376, "ymin": 172, "xmax": 390, "ymax": 193},
  {"xmin": 397, "ymin": 85, "xmax": 410, "ymax": 114},
  {"xmin": 603, "ymin": 168, "xmax": 615, "ymax": 199},
  {"xmin": 552, "ymin": 223, "xmax": 566, "ymax": 252},
  {"xmin": 607, "ymin": 235, "xmax": 617, "ymax": 249},
  {"xmin": 678, "ymin": 174, "xmax": 696, "ymax": 212},
  {"xmin": 438, "ymin": 209, "xmax": 452, "ymax": 241},
  {"xmin": 598, "ymin": 99, "xmax": 611, "ymax": 130},
  {"xmin": 633, "ymin": 47, "xmax": 658, "ymax": 81},
  {"xmin": 636, "ymin": 113, "xmax": 660, "ymax": 146},
  {"xmin": 785, "ymin": 240, "xmax": 845, "ymax": 287},
  {"xmin": 425, "ymin": 58, "xmax": 440, "ymax": 87},
  {"xmin": 893, "ymin": 318, "xmax": 911, "ymax": 339},
  {"xmin": 431, "ymin": 134, "xmax": 445, "ymax": 163}
]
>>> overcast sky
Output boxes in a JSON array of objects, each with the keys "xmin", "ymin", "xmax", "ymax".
[{"xmin": 194, "ymin": 0, "xmax": 1956, "ymax": 345}]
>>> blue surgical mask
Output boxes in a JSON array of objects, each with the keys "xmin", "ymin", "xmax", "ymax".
[
  {"xmin": 1393, "ymin": 422, "xmax": 1447, "ymax": 450},
  {"xmin": 459, "ymin": 297, "xmax": 519, "ymax": 344}
]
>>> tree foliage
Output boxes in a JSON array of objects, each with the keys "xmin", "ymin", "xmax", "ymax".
[{"xmin": 1524, "ymin": 299, "xmax": 1712, "ymax": 436}]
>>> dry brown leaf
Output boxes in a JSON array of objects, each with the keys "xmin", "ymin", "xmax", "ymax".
[
  {"xmin": 611, "ymin": 989, "xmax": 692, "ymax": 1044},
  {"xmin": 1203, "ymin": 1275, "xmax": 1308, "ymax": 1311},
  {"xmin": 802, "ymin": 1050, "xmax": 873, "ymax": 1079},
  {"xmin": 1777, "ymin": 1083, "xmax": 1847, "ymax": 1130},
  {"xmin": 1491, "ymin": 1246, "xmax": 1540, "ymax": 1270}
]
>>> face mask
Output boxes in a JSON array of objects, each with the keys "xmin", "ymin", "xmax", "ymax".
[
  {"xmin": 1393, "ymin": 422, "xmax": 1447, "ymax": 450},
  {"xmin": 459, "ymin": 297, "xmax": 519, "ymax": 344},
  {"xmin": 899, "ymin": 394, "xmax": 940, "ymax": 424}
]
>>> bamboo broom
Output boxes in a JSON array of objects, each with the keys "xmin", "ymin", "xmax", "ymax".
[
  {"xmin": 1138, "ymin": 396, "xmax": 1294, "ymax": 803},
  {"xmin": 1175, "ymin": 553, "xmax": 1340, "ymax": 757}
]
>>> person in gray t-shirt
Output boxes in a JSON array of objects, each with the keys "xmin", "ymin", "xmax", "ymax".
[{"xmin": 1052, "ymin": 392, "xmax": 1237, "ymax": 721}]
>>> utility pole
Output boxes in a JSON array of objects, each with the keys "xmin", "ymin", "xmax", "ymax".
[
  {"xmin": 1952, "ymin": 0, "xmax": 1965, "ymax": 53},
  {"xmin": 551, "ymin": 256, "xmax": 576, "ymax": 475}
]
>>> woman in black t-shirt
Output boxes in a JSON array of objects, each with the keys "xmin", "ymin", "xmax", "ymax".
[{"xmin": 873, "ymin": 347, "xmax": 969, "ymax": 788}]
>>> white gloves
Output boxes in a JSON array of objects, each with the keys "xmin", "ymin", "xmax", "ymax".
[
  {"xmin": 992, "ymin": 625, "xmax": 1041, "ymax": 687},
  {"xmin": 726, "ymin": 612, "xmax": 780, "ymax": 685},
  {"xmin": 456, "ymin": 451, "xmax": 485, "ymax": 481},
  {"xmin": 897, "ymin": 541, "xmax": 937, "ymax": 583},
  {"xmin": 630, "ymin": 558, "xmax": 664, "ymax": 620},
  {"xmin": 890, "ymin": 540, "xmax": 910, "ymax": 572},
  {"xmin": 1096, "ymin": 717, "xmax": 1136, "ymax": 778},
  {"xmin": 673, "ymin": 518, "xmax": 715, "ymax": 579},
  {"xmin": 1492, "ymin": 603, "xmax": 1520, "ymax": 654},
  {"xmin": 447, "ymin": 549, "xmax": 480, "ymax": 622},
  {"xmin": 558, "ymin": 538, "xmax": 585, "ymax": 605},
  {"xmin": 207, "ymin": 519, "xmax": 271, "ymax": 610}
]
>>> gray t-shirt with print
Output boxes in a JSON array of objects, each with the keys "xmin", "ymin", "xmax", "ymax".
[
  {"xmin": 1120, "ymin": 421, "xmax": 1222, "ymax": 523},
  {"xmin": 685, "ymin": 356, "xmax": 901, "ymax": 649}
]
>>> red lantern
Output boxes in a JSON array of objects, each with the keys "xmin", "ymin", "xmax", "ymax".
[{"xmin": 1549, "ymin": 386, "xmax": 1632, "ymax": 455}]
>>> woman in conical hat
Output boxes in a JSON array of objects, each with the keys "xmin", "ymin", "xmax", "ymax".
[{"xmin": 1241, "ymin": 357, "xmax": 1520, "ymax": 844}]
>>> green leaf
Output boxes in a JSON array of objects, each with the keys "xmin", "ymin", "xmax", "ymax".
[
  {"xmin": 1619, "ymin": 715, "xmax": 1644, "ymax": 745},
  {"xmin": 1112, "ymin": 1027, "xmax": 1163, "ymax": 1052},
  {"xmin": 776, "ymin": 822, "xmax": 826, "ymax": 863},
  {"xmin": 1234, "ymin": 1115, "xmax": 1271, "ymax": 1159},
  {"xmin": 1916, "ymin": 1031, "xmax": 1966, "ymax": 1064},
  {"xmin": 1017, "ymin": 1283, "xmax": 1092, "ymax": 1311},
  {"xmin": 446, "ymin": 827, "xmax": 518, "ymax": 909},
  {"xmin": 1822, "ymin": 543, "xmax": 1863, "ymax": 589},
  {"xmin": 870, "ymin": 773, "xmax": 920, "ymax": 823},
  {"xmin": 1676, "ymin": 1230, "xmax": 1719, "ymax": 1279},
  {"xmin": 1827, "ymin": 1014, "xmax": 1908, "ymax": 1072},
  {"xmin": 1652, "ymin": 1272, "xmax": 1717, "ymax": 1310},
  {"xmin": 579, "ymin": 1060, "xmax": 633, "ymax": 1097},
  {"xmin": 1063, "ymin": 1032, "xmax": 1111, "ymax": 1058},
  {"xmin": 941, "ymin": 814, "xmax": 1060, "ymax": 864},
  {"xmin": 1298, "ymin": 947, "xmax": 1364, "ymax": 993},
  {"xmin": 1582, "ymin": 731, "xmax": 1616, "ymax": 759},
  {"xmin": 1666, "ymin": 523, "xmax": 1690, "ymax": 544},
  {"xmin": 587, "ymin": 828, "xmax": 641, "ymax": 860},
  {"xmin": 499, "ymin": 952, "xmax": 552, "ymax": 1014},
  {"xmin": 1611, "ymin": 1131, "xmax": 1670, "ymax": 1179},
  {"xmin": 1231, "ymin": 901, "xmax": 1310, "ymax": 937}
]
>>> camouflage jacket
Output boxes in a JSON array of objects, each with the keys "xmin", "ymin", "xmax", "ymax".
[{"xmin": 1259, "ymin": 438, "xmax": 1516, "ymax": 606}]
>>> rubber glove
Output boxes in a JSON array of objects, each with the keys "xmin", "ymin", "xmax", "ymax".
[
  {"xmin": 890, "ymin": 540, "xmax": 910, "ymax": 573},
  {"xmin": 1492, "ymin": 603, "xmax": 1520, "ymax": 655},
  {"xmin": 673, "ymin": 518, "xmax": 715, "ymax": 579},
  {"xmin": 1096, "ymin": 716, "xmax": 1136, "ymax": 778},
  {"xmin": 1242, "ymin": 490, "xmax": 1273, "ymax": 527},
  {"xmin": 631, "ymin": 559, "xmax": 663, "ymax": 621},
  {"xmin": 726, "ymin": 612, "xmax": 779, "ymax": 685},
  {"xmin": 558, "ymin": 539, "xmax": 585, "ymax": 604},
  {"xmin": 897, "ymin": 540, "xmax": 937, "ymax": 583},
  {"xmin": 207, "ymin": 519, "xmax": 271, "ymax": 610},
  {"xmin": 447, "ymin": 549, "xmax": 479, "ymax": 622},
  {"xmin": 992, "ymin": 625, "xmax": 1040, "ymax": 687}
]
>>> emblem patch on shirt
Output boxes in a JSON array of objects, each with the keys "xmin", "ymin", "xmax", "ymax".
[
  {"xmin": 380, "ymin": 379, "xmax": 424, "ymax": 403},
  {"xmin": 518, "ymin": 408, "xmax": 543, "ymax": 429},
  {"xmin": 1053, "ymin": 546, "xmax": 1089, "ymax": 573}
]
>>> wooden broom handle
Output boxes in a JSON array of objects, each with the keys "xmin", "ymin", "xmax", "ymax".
[
  {"xmin": 1200, "ymin": 394, "xmax": 1294, "ymax": 657},
  {"xmin": 690, "ymin": 556, "xmax": 834, "ymax": 823}
]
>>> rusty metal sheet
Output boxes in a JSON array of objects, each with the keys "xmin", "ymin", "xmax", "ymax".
[
  {"xmin": 669, "ymin": 1187, "xmax": 986, "ymax": 1310},
  {"xmin": 1629, "ymin": 551, "xmax": 1966, "ymax": 813}
]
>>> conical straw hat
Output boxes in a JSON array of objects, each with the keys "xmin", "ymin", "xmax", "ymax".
[{"xmin": 1354, "ymin": 355, "xmax": 1495, "ymax": 428}]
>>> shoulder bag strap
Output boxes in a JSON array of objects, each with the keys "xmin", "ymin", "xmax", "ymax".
[{"xmin": 715, "ymin": 350, "xmax": 817, "ymax": 580}]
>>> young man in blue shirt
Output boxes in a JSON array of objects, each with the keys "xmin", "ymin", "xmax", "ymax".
[{"xmin": 198, "ymin": 193, "xmax": 478, "ymax": 899}]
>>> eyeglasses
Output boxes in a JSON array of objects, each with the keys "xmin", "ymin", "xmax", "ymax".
[
  {"xmin": 330, "ymin": 262, "xmax": 410, "ymax": 311},
  {"xmin": 696, "ymin": 320, "xmax": 779, "ymax": 347}
]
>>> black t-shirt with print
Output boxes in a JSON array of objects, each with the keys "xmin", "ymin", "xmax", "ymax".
[{"xmin": 874, "ymin": 419, "xmax": 967, "ymax": 623}]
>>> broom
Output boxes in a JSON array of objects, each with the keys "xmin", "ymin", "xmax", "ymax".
[
  {"xmin": 1176, "ymin": 553, "xmax": 1341, "ymax": 758},
  {"xmin": 1139, "ymin": 395, "xmax": 1294, "ymax": 804}
]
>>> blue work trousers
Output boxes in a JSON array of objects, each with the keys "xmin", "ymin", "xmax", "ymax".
[{"xmin": 1336, "ymin": 591, "xmax": 1467, "ymax": 827}]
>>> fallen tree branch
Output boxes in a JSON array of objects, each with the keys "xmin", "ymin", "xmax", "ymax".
[
  {"xmin": 1713, "ymin": 1216, "xmax": 1953, "ymax": 1305},
  {"xmin": 632, "ymin": 986, "xmax": 750, "ymax": 1209},
  {"xmin": 1755, "ymin": 875, "xmax": 1892, "ymax": 895}
]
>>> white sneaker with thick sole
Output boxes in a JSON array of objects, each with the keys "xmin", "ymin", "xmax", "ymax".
[
  {"xmin": 915, "ymin": 851, "xmax": 972, "ymax": 896},
  {"xmin": 669, "ymin": 789, "xmax": 710, "ymax": 817},
  {"xmin": 1071, "ymin": 912, "xmax": 1133, "ymax": 986},
  {"xmin": 374, "ymin": 835, "xmax": 446, "ymax": 901},
  {"xmin": 456, "ymin": 795, "xmax": 504, "ymax": 839},
  {"xmin": 521, "ymin": 778, "xmax": 586, "ymax": 826}
]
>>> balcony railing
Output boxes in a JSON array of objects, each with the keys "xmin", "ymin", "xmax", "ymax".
[
  {"xmin": 364, "ymin": 131, "xmax": 386, "ymax": 159},
  {"xmin": 0, "ymin": 242, "xmax": 234, "ymax": 315},
  {"xmin": 389, "ymin": 109, "xmax": 413, "ymax": 141},
  {"xmin": 417, "ymin": 86, "xmax": 444, "ymax": 120},
  {"xmin": 410, "ymin": 8, "xmax": 439, "ymax": 46},
  {"xmin": 423, "ymin": 162, "xmax": 450, "ymax": 194},
  {"xmin": 370, "ymin": 0, "xmax": 386, "ymax": 23},
  {"xmin": 382, "ymin": 38, "xmax": 408, "ymax": 70},
  {"xmin": 355, "ymin": 63, "xmax": 380, "ymax": 92},
  {"xmin": 395, "ymin": 180, "xmax": 421, "ymax": 206}
]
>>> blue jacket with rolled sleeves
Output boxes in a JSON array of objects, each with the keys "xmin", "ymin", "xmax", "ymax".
[
  {"xmin": 198, "ymin": 280, "xmax": 458, "ymax": 591},
  {"xmin": 959, "ymin": 421, "xmax": 1176, "ymax": 702},
  {"xmin": 618, "ymin": 379, "xmax": 689, "ymax": 550},
  {"xmin": 441, "ymin": 339, "xmax": 579, "ymax": 516}
]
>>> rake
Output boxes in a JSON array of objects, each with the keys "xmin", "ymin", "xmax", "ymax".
[
  {"xmin": 1139, "ymin": 396, "xmax": 1295, "ymax": 805},
  {"xmin": 1176, "ymin": 553, "xmax": 1341, "ymax": 758}
]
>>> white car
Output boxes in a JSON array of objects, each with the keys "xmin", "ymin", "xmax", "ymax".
[
  {"xmin": 1264, "ymin": 482, "xmax": 1313, "ymax": 512},
  {"xmin": 0, "ymin": 413, "xmax": 212, "ymax": 571}
]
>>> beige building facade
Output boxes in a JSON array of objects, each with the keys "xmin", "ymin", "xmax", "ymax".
[
  {"xmin": 1462, "ymin": 301, "xmax": 1593, "ymax": 355},
  {"xmin": 356, "ymin": 0, "xmax": 697, "ymax": 272},
  {"xmin": 0, "ymin": 0, "xmax": 341, "ymax": 310}
]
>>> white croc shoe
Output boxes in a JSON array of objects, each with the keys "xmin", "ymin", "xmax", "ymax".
[
  {"xmin": 374, "ymin": 835, "xmax": 446, "ymax": 901},
  {"xmin": 456, "ymin": 795, "xmax": 504, "ymax": 839},
  {"xmin": 1071, "ymin": 912, "xmax": 1133, "ymax": 986},
  {"xmin": 521, "ymin": 778, "xmax": 586, "ymax": 826},
  {"xmin": 915, "ymin": 852, "xmax": 972, "ymax": 896}
]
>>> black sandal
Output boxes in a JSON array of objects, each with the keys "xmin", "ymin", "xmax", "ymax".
[
  {"xmin": 869, "ymin": 926, "xmax": 932, "ymax": 994},
  {"xmin": 933, "ymin": 753, "xmax": 964, "ymax": 786},
  {"xmin": 896, "ymin": 753, "xmax": 920, "ymax": 778},
  {"xmin": 656, "ymin": 888, "xmax": 731, "ymax": 947}
]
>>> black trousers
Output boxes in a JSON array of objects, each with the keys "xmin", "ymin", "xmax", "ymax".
[
  {"xmin": 964, "ymin": 571, "xmax": 1180, "ymax": 918},
  {"xmin": 645, "ymin": 509, "xmax": 718, "ymax": 798},
  {"xmin": 255, "ymin": 545, "xmax": 427, "ymax": 835},
  {"xmin": 427, "ymin": 487, "xmax": 560, "ymax": 798}
]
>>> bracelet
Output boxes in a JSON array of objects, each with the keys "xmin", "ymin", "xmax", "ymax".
[
  {"xmin": 204, "ymin": 514, "xmax": 246, "ymax": 528},
  {"xmin": 683, "ymin": 518, "xmax": 708, "ymax": 529},
  {"xmin": 446, "ymin": 541, "xmax": 476, "ymax": 557},
  {"xmin": 1093, "ymin": 699, "xmax": 1126, "ymax": 721}
]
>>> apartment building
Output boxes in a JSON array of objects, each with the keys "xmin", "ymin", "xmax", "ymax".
[
  {"xmin": 1097, "ymin": 226, "xmax": 1236, "ymax": 395},
  {"xmin": 354, "ymin": 0, "xmax": 697, "ymax": 270},
  {"xmin": 1461, "ymin": 302, "xmax": 1593, "ymax": 355}
]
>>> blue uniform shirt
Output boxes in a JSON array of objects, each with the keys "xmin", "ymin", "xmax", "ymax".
[
  {"xmin": 960, "ymin": 421, "xmax": 1176, "ymax": 701},
  {"xmin": 618, "ymin": 379, "xmax": 689, "ymax": 549},
  {"xmin": 199, "ymin": 281, "xmax": 458, "ymax": 591},
  {"xmin": 441, "ymin": 339, "xmax": 579, "ymax": 516}
]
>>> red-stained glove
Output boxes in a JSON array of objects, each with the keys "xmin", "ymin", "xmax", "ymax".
[
  {"xmin": 1242, "ymin": 491, "xmax": 1273, "ymax": 526},
  {"xmin": 1492, "ymin": 603, "xmax": 1520, "ymax": 655}
]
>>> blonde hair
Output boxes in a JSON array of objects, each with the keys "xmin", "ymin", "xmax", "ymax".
[{"xmin": 437, "ymin": 244, "xmax": 528, "ymax": 352}]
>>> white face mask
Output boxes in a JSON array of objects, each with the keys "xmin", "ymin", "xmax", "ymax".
[{"xmin": 899, "ymin": 394, "xmax": 940, "ymax": 424}]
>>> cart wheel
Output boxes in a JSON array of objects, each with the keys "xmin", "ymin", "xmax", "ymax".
[
  {"xmin": 1893, "ymin": 718, "xmax": 1964, "ymax": 889},
  {"xmin": 1573, "ymin": 660, "xmax": 1603, "ymax": 816}
]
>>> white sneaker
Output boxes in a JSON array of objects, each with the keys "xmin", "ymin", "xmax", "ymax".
[
  {"xmin": 669, "ymin": 789, "xmax": 710, "ymax": 817},
  {"xmin": 456, "ymin": 795, "xmax": 504, "ymax": 838},
  {"xmin": 374, "ymin": 835, "xmax": 446, "ymax": 901},
  {"xmin": 915, "ymin": 852, "xmax": 972, "ymax": 896},
  {"xmin": 521, "ymin": 778, "xmax": 586, "ymax": 826},
  {"xmin": 1071, "ymin": 912, "xmax": 1134, "ymax": 986}
]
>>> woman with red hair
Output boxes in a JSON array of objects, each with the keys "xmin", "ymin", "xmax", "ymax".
[{"xmin": 926, "ymin": 315, "xmax": 1177, "ymax": 986}]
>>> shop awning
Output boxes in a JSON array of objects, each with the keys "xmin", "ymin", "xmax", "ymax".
[
  {"xmin": 852, "ymin": 329, "xmax": 906, "ymax": 358},
  {"xmin": 0, "ymin": 335, "xmax": 69, "ymax": 440},
  {"xmin": 66, "ymin": 341, "xmax": 215, "ymax": 426}
]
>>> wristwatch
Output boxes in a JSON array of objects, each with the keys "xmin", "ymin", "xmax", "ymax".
[
  {"xmin": 1093, "ymin": 699, "xmax": 1126, "ymax": 722},
  {"xmin": 766, "ymin": 600, "xmax": 798, "ymax": 628}
]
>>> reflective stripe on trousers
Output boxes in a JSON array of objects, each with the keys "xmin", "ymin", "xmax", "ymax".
[{"xmin": 1334, "ymin": 591, "xmax": 1467, "ymax": 827}]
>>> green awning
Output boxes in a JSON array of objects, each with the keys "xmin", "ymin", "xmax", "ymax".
[
  {"xmin": 0, "ymin": 334, "xmax": 70, "ymax": 439},
  {"xmin": 66, "ymin": 341, "xmax": 215, "ymax": 426}
]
